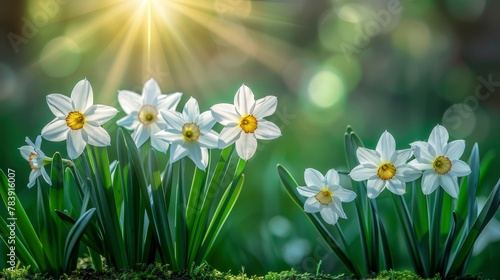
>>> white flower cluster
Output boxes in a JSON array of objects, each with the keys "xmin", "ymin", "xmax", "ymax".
[
  {"xmin": 20, "ymin": 78, "xmax": 281, "ymax": 187},
  {"xmin": 299, "ymin": 125, "xmax": 471, "ymax": 225}
]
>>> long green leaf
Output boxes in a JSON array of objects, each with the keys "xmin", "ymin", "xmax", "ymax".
[
  {"xmin": 55, "ymin": 210, "xmax": 104, "ymax": 256},
  {"xmin": 188, "ymin": 147, "xmax": 234, "ymax": 265},
  {"xmin": 148, "ymin": 150, "xmax": 174, "ymax": 264},
  {"xmin": 49, "ymin": 152, "xmax": 65, "ymax": 271},
  {"xmin": 199, "ymin": 172, "xmax": 244, "ymax": 263},
  {"xmin": 63, "ymin": 208, "xmax": 96, "ymax": 272},
  {"xmin": 392, "ymin": 194, "xmax": 427, "ymax": 276}
]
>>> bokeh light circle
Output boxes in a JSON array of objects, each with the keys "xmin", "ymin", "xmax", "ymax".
[
  {"xmin": 40, "ymin": 37, "xmax": 81, "ymax": 78},
  {"xmin": 307, "ymin": 70, "xmax": 345, "ymax": 108}
]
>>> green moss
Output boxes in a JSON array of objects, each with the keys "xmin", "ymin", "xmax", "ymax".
[{"xmin": 0, "ymin": 265, "xmax": 487, "ymax": 280}]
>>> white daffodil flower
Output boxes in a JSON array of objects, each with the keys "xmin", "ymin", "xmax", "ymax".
[
  {"xmin": 297, "ymin": 168, "xmax": 356, "ymax": 226},
  {"xmin": 409, "ymin": 124, "xmax": 471, "ymax": 198},
  {"xmin": 349, "ymin": 131, "xmax": 422, "ymax": 199},
  {"xmin": 41, "ymin": 79, "xmax": 118, "ymax": 159},
  {"xmin": 210, "ymin": 84, "xmax": 281, "ymax": 160},
  {"xmin": 116, "ymin": 78, "xmax": 182, "ymax": 152},
  {"xmin": 19, "ymin": 136, "xmax": 52, "ymax": 188},
  {"xmin": 155, "ymin": 97, "xmax": 219, "ymax": 170}
]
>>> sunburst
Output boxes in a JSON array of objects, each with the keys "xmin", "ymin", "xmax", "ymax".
[{"xmin": 35, "ymin": 0, "xmax": 298, "ymax": 102}]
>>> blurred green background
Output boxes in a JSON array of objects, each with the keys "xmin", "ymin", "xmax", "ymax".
[{"xmin": 1, "ymin": 0, "xmax": 499, "ymax": 277}]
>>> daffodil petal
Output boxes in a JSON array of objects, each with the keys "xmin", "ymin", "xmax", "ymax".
[
  {"xmin": 71, "ymin": 79, "xmax": 93, "ymax": 111},
  {"xmin": 335, "ymin": 188, "xmax": 357, "ymax": 202},
  {"xmin": 67, "ymin": 130, "xmax": 86, "ymax": 159},
  {"xmin": 19, "ymin": 146, "xmax": 33, "ymax": 160},
  {"xmin": 439, "ymin": 174, "xmax": 459, "ymax": 198},
  {"xmin": 188, "ymin": 144, "xmax": 206, "ymax": 170},
  {"xmin": 198, "ymin": 130, "xmax": 219, "ymax": 149},
  {"xmin": 142, "ymin": 78, "xmax": 161, "ymax": 105},
  {"xmin": 156, "ymin": 129, "xmax": 182, "ymax": 143},
  {"xmin": 118, "ymin": 90, "xmax": 142, "ymax": 114},
  {"xmin": 151, "ymin": 134, "xmax": 170, "ymax": 152},
  {"xmin": 297, "ymin": 186, "xmax": 319, "ymax": 197},
  {"xmin": 41, "ymin": 168, "xmax": 52, "ymax": 186},
  {"xmin": 85, "ymin": 105, "xmax": 118, "ymax": 126},
  {"xmin": 451, "ymin": 160, "xmax": 471, "ymax": 177},
  {"xmin": 376, "ymin": 131, "xmax": 396, "ymax": 162},
  {"xmin": 330, "ymin": 196, "xmax": 347, "ymax": 219},
  {"xmin": 82, "ymin": 125, "xmax": 111, "ymax": 147},
  {"xmin": 116, "ymin": 113, "xmax": 140, "ymax": 130},
  {"xmin": 325, "ymin": 168, "xmax": 340, "ymax": 185},
  {"xmin": 41, "ymin": 118, "xmax": 69, "ymax": 142},
  {"xmin": 34, "ymin": 135, "xmax": 42, "ymax": 148},
  {"xmin": 253, "ymin": 95, "xmax": 277, "ymax": 119},
  {"xmin": 157, "ymin": 92, "xmax": 182, "ymax": 111},
  {"xmin": 132, "ymin": 124, "xmax": 150, "ymax": 148},
  {"xmin": 47, "ymin": 94, "xmax": 73, "ymax": 117},
  {"xmin": 408, "ymin": 158, "xmax": 432, "ymax": 171},
  {"xmin": 421, "ymin": 170, "xmax": 439, "ymax": 195},
  {"xmin": 320, "ymin": 207, "xmax": 339, "ymax": 225},
  {"xmin": 28, "ymin": 170, "xmax": 39, "ymax": 188},
  {"xmin": 160, "ymin": 110, "xmax": 184, "ymax": 130},
  {"xmin": 349, "ymin": 165, "xmax": 378, "ymax": 181},
  {"xmin": 170, "ymin": 142, "xmax": 190, "ymax": 162},
  {"xmin": 356, "ymin": 147, "xmax": 381, "ymax": 165},
  {"xmin": 182, "ymin": 97, "xmax": 200, "ymax": 123},
  {"xmin": 387, "ymin": 179, "xmax": 406, "ymax": 195},
  {"xmin": 396, "ymin": 164, "xmax": 422, "ymax": 182},
  {"xmin": 444, "ymin": 140, "xmax": 466, "ymax": 160},
  {"xmin": 304, "ymin": 168, "xmax": 324, "ymax": 187},
  {"xmin": 234, "ymin": 84, "xmax": 255, "ymax": 116},
  {"xmin": 196, "ymin": 111, "xmax": 216, "ymax": 133},
  {"xmin": 411, "ymin": 141, "xmax": 435, "ymax": 163},
  {"xmin": 428, "ymin": 124, "xmax": 449, "ymax": 155},
  {"xmin": 391, "ymin": 149, "xmax": 413, "ymax": 166},
  {"xmin": 304, "ymin": 196, "xmax": 321, "ymax": 213},
  {"xmin": 254, "ymin": 120, "xmax": 281, "ymax": 140},
  {"xmin": 367, "ymin": 179, "xmax": 385, "ymax": 199},
  {"xmin": 235, "ymin": 133, "xmax": 257, "ymax": 160},
  {"xmin": 218, "ymin": 125, "xmax": 241, "ymax": 148},
  {"xmin": 211, "ymin": 103, "xmax": 239, "ymax": 125}
]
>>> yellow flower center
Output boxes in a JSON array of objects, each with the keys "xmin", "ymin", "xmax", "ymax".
[
  {"xmin": 138, "ymin": 105, "xmax": 158, "ymax": 125},
  {"xmin": 433, "ymin": 156, "xmax": 452, "ymax": 175},
  {"xmin": 28, "ymin": 153, "xmax": 39, "ymax": 170},
  {"xmin": 377, "ymin": 162, "xmax": 396, "ymax": 180},
  {"xmin": 315, "ymin": 187, "xmax": 334, "ymax": 206},
  {"xmin": 66, "ymin": 111, "xmax": 85, "ymax": 130},
  {"xmin": 182, "ymin": 122, "xmax": 200, "ymax": 142},
  {"xmin": 239, "ymin": 114, "xmax": 258, "ymax": 133}
]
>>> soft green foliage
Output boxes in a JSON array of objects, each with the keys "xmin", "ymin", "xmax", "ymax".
[
  {"xmin": 0, "ymin": 154, "xmax": 96, "ymax": 277},
  {"xmin": 278, "ymin": 127, "xmax": 500, "ymax": 279}
]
